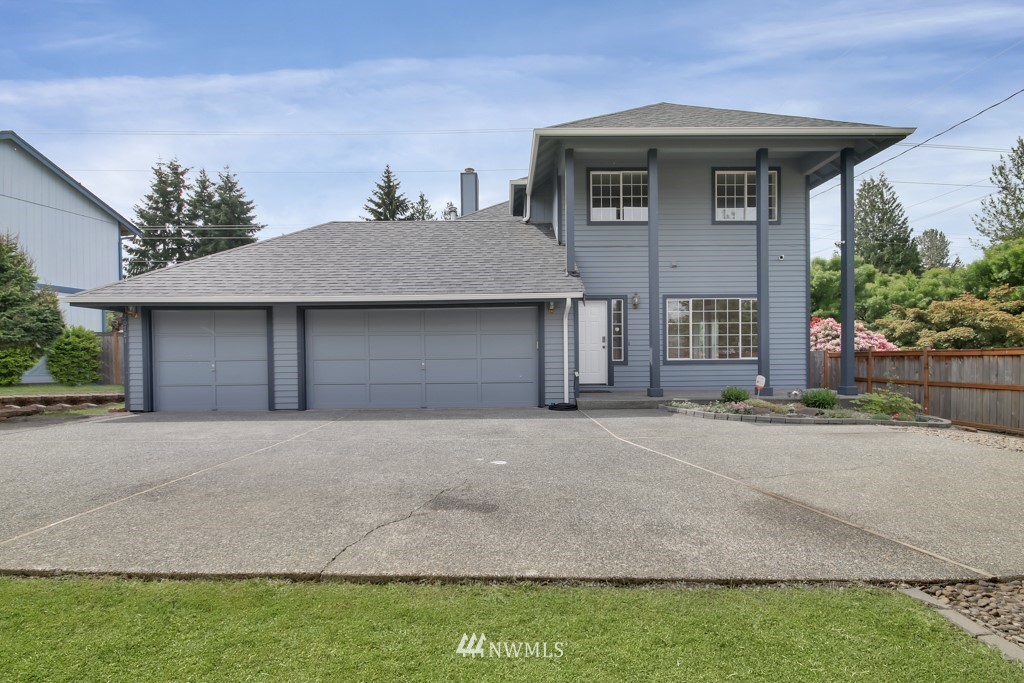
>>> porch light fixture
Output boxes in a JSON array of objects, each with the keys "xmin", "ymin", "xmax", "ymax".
[
  {"xmin": 547, "ymin": 301, "xmax": 556, "ymax": 313},
  {"xmin": 125, "ymin": 306, "xmax": 139, "ymax": 318},
  {"xmin": 631, "ymin": 292, "xmax": 640, "ymax": 309}
]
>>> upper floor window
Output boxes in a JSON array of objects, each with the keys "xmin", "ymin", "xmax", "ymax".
[
  {"xmin": 590, "ymin": 170, "xmax": 648, "ymax": 222},
  {"xmin": 714, "ymin": 170, "xmax": 778, "ymax": 222}
]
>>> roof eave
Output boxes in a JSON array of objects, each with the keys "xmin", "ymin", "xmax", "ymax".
[{"xmin": 69, "ymin": 290, "xmax": 587, "ymax": 309}]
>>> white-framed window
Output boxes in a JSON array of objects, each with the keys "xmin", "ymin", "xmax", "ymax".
[
  {"xmin": 666, "ymin": 298, "xmax": 758, "ymax": 360},
  {"xmin": 611, "ymin": 299, "xmax": 625, "ymax": 362},
  {"xmin": 714, "ymin": 170, "xmax": 778, "ymax": 222},
  {"xmin": 590, "ymin": 170, "xmax": 648, "ymax": 222}
]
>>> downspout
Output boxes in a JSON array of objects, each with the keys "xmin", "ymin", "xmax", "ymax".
[{"xmin": 563, "ymin": 297, "xmax": 571, "ymax": 403}]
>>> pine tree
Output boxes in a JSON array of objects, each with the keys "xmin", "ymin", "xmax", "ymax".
[
  {"xmin": 124, "ymin": 159, "xmax": 192, "ymax": 276},
  {"xmin": 973, "ymin": 137, "xmax": 1024, "ymax": 246},
  {"xmin": 0, "ymin": 235, "xmax": 63, "ymax": 383},
  {"xmin": 854, "ymin": 173, "xmax": 922, "ymax": 275},
  {"xmin": 193, "ymin": 167, "xmax": 262, "ymax": 257},
  {"xmin": 915, "ymin": 228, "xmax": 952, "ymax": 270},
  {"xmin": 363, "ymin": 165, "xmax": 410, "ymax": 221},
  {"xmin": 407, "ymin": 192, "xmax": 436, "ymax": 221},
  {"xmin": 185, "ymin": 168, "xmax": 216, "ymax": 256}
]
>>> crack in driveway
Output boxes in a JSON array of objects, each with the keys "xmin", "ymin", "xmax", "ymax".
[{"xmin": 317, "ymin": 482, "xmax": 462, "ymax": 577}]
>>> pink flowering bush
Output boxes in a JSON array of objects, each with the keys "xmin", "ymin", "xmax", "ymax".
[{"xmin": 810, "ymin": 317, "xmax": 898, "ymax": 352}]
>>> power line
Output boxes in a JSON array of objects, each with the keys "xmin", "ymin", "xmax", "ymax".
[
  {"xmin": 909, "ymin": 192, "xmax": 996, "ymax": 223},
  {"xmin": 811, "ymin": 84, "xmax": 1024, "ymax": 198},
  {"xmin": 69, "ymin": 167, "xmax": 528, "ymax": 175},
  {"xmin": 0, "ymin": 191, "xmax": 115, "ymax": 223},
  {"xmin": 20, "ymin": 127, "xmax": 534, "ymax": 137},
  {"xmin": 892, "ymin": 142, "xmax": 1010, "ymax": 153}
]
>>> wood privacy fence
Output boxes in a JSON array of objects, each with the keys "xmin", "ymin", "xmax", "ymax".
[
  {"xmin": 97, "ymin": 331, "xmax": 122, "ymax": 385},
  {"xmin": 810, "ymin": 348, "xmax": 1024, "ymax": 434}
]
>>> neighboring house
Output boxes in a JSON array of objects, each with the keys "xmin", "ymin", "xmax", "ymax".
[
  {"xmin": 0, "ymin": 131, "xmax": 140, "ymax": 381},
  {"xmin": 70, "ymin": 103, "xmax": 913, "ymax": 411}
]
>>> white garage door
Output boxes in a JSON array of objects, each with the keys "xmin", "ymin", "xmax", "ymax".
[
  {"xmin": 152, "ymin": 309, "xmax": 269, "ymax": 411},
  {"xmin": 305, "ymin": 307, "xmax": 539, "ymax": 409}
]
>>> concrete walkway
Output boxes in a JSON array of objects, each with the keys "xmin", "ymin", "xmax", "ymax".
[{"xmin": 0, "ymin": 409, "xmax": 1021, "ymax": 581}]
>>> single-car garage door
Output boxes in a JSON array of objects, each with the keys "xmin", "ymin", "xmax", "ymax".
[
  {"xmin": 306, "ymin": 307, "xmax": 539, "ymax": 409},
  {"xmin": 152, "ymin": 309, "xmax": 269, "ymax": 411}
]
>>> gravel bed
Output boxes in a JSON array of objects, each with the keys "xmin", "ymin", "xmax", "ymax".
[
  {"xmin": 896, "ymin": 426, "xmax": 1024, "ymax": 454},
  {"xmin": 921, "ymin": 580, "xmax": 1024, "ymax": 646}
]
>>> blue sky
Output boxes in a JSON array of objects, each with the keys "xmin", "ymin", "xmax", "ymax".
[{"xmin": 2, "ymin": 0, "xmax": 1023, "ymax": 262}]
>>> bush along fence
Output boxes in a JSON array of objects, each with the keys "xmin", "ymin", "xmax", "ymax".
[{"xmin": 810, "ymin": 348, "xmax": 1024, "ymax": 434}]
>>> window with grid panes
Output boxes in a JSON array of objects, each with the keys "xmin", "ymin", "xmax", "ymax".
[
  {"xmin": 714, "ymin": 170, "xmax": 777, "ymax": 222},
  {"xmin": 590, "ymin": 171, "xmax": 648, "ymax": 221},
  {"xmin": 666, "ymin": 298, "xmax": 758, "ymax": 360},
  {"xmin": 611, "ymin": 299, "xmax": 624, "ymax": 362}
]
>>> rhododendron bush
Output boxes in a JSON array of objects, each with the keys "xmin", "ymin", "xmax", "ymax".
[{"xmin": 810, "ymin": 317, "xmax": 898, "ymax": 352}]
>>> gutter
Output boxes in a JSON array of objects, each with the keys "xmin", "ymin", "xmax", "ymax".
[
  {"xmin": 69, "ymin": 291, "xmax": 586, "ymax": 309},
  {"xmin": 563, "ymin": 296, "xmax": 571, "ymax": 403}
]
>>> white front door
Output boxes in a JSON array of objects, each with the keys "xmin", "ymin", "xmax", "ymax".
[{"xmin": 579, "ymin": 300, "xmax": 608, "ymax": 385}]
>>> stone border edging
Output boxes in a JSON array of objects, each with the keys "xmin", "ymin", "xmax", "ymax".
[
  {"xmin": 900, "ymin": 588, "xmax": 1024, "ymax": 663},
  {"xmin": 0, "ymin": 393, "xmax": 124, "ymax": 408},
  {"xmin": 659, "ymin": 404, "xmax": 951, "ymax": 428}
]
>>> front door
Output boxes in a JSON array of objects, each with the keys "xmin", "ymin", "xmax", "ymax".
[{"xmin": 578, "ymin": 300, "xmax": 608, "ymax": 385}]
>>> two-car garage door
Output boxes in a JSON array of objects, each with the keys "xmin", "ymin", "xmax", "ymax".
[
  {"xmin": 149, "ymin": 306, "xmax": 540, "ymax": 411},
  {"xmin": 305, "ymin": 307, "xmax": 539, "ymax": 409}
]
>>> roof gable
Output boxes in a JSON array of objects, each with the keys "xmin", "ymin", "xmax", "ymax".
[{"xmin": 0, "ymin": 131, "xmax": 140, "ymax": 237}]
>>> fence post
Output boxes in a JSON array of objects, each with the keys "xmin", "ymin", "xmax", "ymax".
[
  {"xmin": 866, "ymin": 350, "xmax": 873, "ymax": 394},
  {"xmin": 823, "ymin": 352, "xmax": 830, "ymax": 389},
  {"xmin": 922, "ymin": 345, "xmax": 931, "ymax": 414}
]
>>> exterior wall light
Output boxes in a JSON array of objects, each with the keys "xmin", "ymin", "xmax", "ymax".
[
  {"xmin": 547, "ymin": 301, "xmax": 556, "ymax": 313},
  {"xmin": 631, "ymin": 292, "xmax": 640, "ymax": 309}
]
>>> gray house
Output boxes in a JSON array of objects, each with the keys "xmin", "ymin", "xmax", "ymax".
[{"xmin": 70, "ymin": 103, "xmax": 913, "ymax": 411}]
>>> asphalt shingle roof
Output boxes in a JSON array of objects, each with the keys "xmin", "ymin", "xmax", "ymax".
[
  {"xmin": 71, "ymin": 219, "xmax": 581, "ymax": 305},
  {"xmin": 547, "ymin": 102, "xmax": 881, "ymax": 130},
  {"xmin": 457, "ymin": 201, "xmax": 510, "ymax": 221}
]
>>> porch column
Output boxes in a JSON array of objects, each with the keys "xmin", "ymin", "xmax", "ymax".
[
  {"xmin": 838, "ymin": 147, "xmax": 857, "ymax": 395},
  {"xmin": 564, "ymin": 148, "xmax": 576, "ymax": 274},
  {"xmin": 647, "ymin": 148, "xmax": 663, "ymax": 397},
  {"xmin": 755, "ymin": 148, "xmax": 772, "ymax": 396}
]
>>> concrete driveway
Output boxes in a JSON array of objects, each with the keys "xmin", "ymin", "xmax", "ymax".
[{"xmin": 0, "ymin": 409, "xmax": 1021, "ymax": 582}]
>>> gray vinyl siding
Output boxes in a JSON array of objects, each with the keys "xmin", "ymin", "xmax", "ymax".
[
  {"xmin": 530, "ymin": 181, "xmax": 554, "ymax": 224},
  {"xmin": 272, "ymin": 305, "xmax": 300, "ymax": 409},
  {"xmin": 125, "ymin": 313, "xmax": 145, "ymax": 411},
  {"xmin": 571, "ymin": 151, "xmax": 809, "ymax": 392},
  {"xmin": 0, "ymin": 138, "xmax": 120, "ymax": 331},
  {"xmin": 542, "ymin": 299, "xmax": 576, "ymax": 404}
]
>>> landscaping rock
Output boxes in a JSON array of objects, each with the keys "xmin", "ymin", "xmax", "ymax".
[{"xmin": 921, "ymin": 581, "xmax": 1024, "ymax": 646}]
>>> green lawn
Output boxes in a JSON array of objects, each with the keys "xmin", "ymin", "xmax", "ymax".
[
  {"xmin": 1, "ymin": 578, "xmax": 1020, "ymax": 682},
  {"xmin": 0, "ymin": 383, "xmax": 122, "ymax": 397}
]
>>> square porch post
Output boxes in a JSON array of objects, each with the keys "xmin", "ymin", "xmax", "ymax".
[
  {"xmin": 755, "ymin": 148, "xmax": 772, "ymax": 396},
  {"xmin": 838, "ymin": 147, "xmax": 857, "ymax": 395},
  {"xmin": 647, "ymin": 148, "xmax": 663, "ymax": 397}
]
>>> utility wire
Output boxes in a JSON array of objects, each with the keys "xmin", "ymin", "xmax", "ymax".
[
  {"xmin": 811, "ymin": 84, "xmax": 1024, "ymax": 198},
  {"xmin": 20, "ymin": 127, "xmax": 534, "ymax": 137}
]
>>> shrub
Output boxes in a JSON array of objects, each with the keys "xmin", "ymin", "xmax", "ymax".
[
  {"xmin": 810, "ymin": 317, "xmax": 898, "ymax": 352},
  {"xmin": 721, "ymin": 386, "xmax": 751, "ymax": 402},
  {"xmin": 802, "ymin": 388, "xmax": 838, "ymax": 409},
  {"xmin": 0, "ymin": 346, "xmax": 40, "ymax": 385},
  {"xmin": 852, "ymin": 384, "xmax": 921, "ymax": 417},
  {"xmin": 47, "ymin": 326, "xmax": 101, "ymax": 385}
]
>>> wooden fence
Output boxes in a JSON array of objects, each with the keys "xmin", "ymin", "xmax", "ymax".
[
  {"xmin": 810, "ymin": 348, "xmax": 1024, "ymax": 434},
  {"xmin": 98, "ymin": 331, "xmax": 122, "ymax": 385}
]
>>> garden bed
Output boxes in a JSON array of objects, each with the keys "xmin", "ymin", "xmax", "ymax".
[{"xmin": 662, "ymin": 400, "xmax": 951, "ymax": 427}]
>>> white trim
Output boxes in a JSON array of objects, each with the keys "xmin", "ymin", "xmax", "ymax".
[
  {"xmin": 70, "ymin": 291, "xmax": 586, "ymax": 307},
  {"xmin": 537, "ymin": 126, "xmax": 916, "ymax": 137}
]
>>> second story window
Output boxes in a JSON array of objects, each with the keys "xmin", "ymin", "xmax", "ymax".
[
  {"xmin": 590, "ymin": 171, "xmax": 648, "ymax": 222},
  {"xmin": 714, "ymin": 169, "xmax": 778, "ymax": 222}
]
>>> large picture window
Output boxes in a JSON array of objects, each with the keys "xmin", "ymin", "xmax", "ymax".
[
  {"xmin": 714, "ymin": 170, "xmax": 778, "ymax": 222},
  {"xmin": 590, "ymin": 171, "xmax": 648, "ymax": 222},
  {"xmin": 666, "ymin": 298, "xmax": 758, "ymax": 360}
]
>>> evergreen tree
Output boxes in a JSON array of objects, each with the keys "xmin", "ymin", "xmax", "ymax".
[
  {"xmin": 854, "ymin": 173, "xmax": 922, "ymax": 275},
  {"xmin": 194, "ymin": 167, "xmax": 262, "ymax": 257},
  {"xmin": 973, "ymin": 137, "xmax": 1024, "ymax": 245},
  {"xmin": 124, "ymin": 159, "xmax": 191, "ymax": 276},
  {"xmin": 0, "ymin": 235, "xmax": 63, "ymax": 383},
  {"xmin": 915, "ymin": 228, "xmax": 952, "ymax": 270},
  {"xmin": 407, "ymin": 192, "xmax": 436, "ymax": 221},
  {"xmin": 363, "ymin": 165, "xmax": 410, "ymax": 221},
  {"xmin": 185, "ymin": 168, "xmax": 216, "ymax": 256},
  {"xmin": 442, "ymin": 201, "xmax": 459, "ymax": 220}
]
